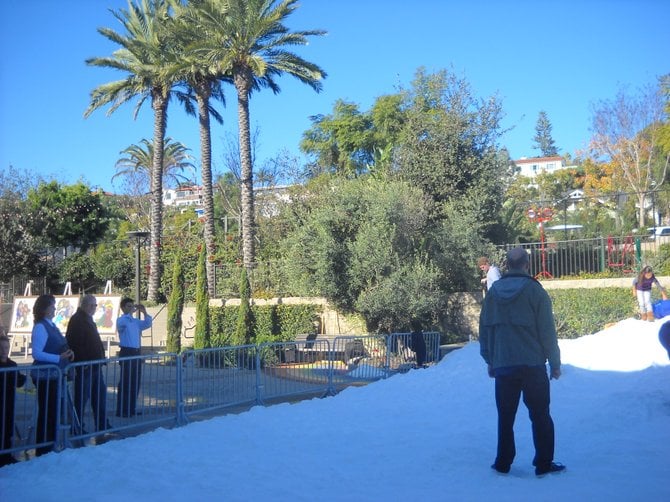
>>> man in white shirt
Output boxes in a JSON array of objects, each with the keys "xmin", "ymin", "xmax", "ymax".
[
  {"xmin": 115, "ymin": 298, "xmax": 152, "ymax": 417},
  {"xmin": 477, "ymin": 256, "xmax": 502, "ymax": 291}
]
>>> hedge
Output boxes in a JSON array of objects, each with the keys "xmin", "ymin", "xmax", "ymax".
[
  {"xmin": 210, "ymin": 303, "xmax": 321, "ymax": 346},
  {"xmin": 548, "ymin": 287, "xmax": 652, "ymax": 339}
]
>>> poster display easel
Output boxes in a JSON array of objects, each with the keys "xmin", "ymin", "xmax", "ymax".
[{"xmin": 7, "ymin": 280, "xmax": 122, "ymax": 359}]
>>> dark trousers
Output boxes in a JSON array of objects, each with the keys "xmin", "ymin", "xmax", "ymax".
[
  {"xmin": 33, "ymin": 377, "xmax": 59, "ymax": 456},
  {"xmin": 494, "ymin": 365, "xmax": 555, "ymax": 469},
  {"xmin": 73, "ymin": 366, "xmax": 107, "ymax": 432},
  {"xmin": 116, "ymin": 348, "xmax": 142, "ymax": 417},
  {"xmin": 411, "ymin": 332, "xmax": 427, "ymax": 367},
  {"xmin": 1, "ymin": 377, "xmax": 17, "ymax": 466}
]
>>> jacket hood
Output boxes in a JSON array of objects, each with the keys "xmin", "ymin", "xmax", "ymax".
[{"xmin": 489, "ymin": 270, "xmax": 533, "ymax": 302}]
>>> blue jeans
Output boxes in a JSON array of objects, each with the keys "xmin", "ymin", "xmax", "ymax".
[{"xmin": 494, "ymin": 365, "xmax": 555, "ymax": 469}]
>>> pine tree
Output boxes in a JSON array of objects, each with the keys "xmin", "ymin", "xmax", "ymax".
[
  {"xmin": 234, "ymin": 267, "xmax": 253, "ymax": 346},
  {"xmin": 532, "ymin": 111, "xmax": 559, "ymax": 157},
  {"xmin": 166, "ymin": 254, "xmax": 184, "ymax": 353},
  {"xmin": 194, "ymin": 245, "xmax": 210, "ymax": 350}
]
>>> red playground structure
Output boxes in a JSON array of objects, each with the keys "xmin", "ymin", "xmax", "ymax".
[{"xmin": 527, "ymin": 207, "xmax": 554, "ymax": 279}]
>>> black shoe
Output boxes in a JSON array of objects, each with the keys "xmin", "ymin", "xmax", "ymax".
[
  {"xmin": 535, "ymin": 462, "xmax": 566, "ymax": 477},
  {"xmin": 491, "ymin": 462, "xmax": 510, "ymax": 474}
]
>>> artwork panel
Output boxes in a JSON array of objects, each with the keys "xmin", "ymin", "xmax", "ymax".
[
  {"xmin": 10, "ymin": 297, "xmax": 37, "ymax": 333},
  {"xmin": 53, "ymin": 296, "xmax": 80, "ymax": 333},
  {"xmin": 93, "ymin": 296, "xmax": 122, "ymax": 334}
]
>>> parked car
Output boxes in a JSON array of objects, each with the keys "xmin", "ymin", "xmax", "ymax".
[{"xmin": 648, "ymin": 226, "xmax": 670, "ymax": 240}]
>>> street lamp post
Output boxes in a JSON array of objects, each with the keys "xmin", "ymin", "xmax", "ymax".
[{"xmin": 127, "ymin": 230, "xmax": 150, "ymax": 310}]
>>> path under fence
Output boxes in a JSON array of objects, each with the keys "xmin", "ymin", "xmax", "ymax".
[{"xmin": 1, "ymin": 332, "xmax": 440, "ymax": 463}]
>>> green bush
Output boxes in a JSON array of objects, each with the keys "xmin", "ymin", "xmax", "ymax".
[
  {"xmin": 276, "ymin": 304, "xmax": 320, "ymax": 341},
  {"xmin": 210, "ymin": 307, "xmax": 238, "ymax": 347},
  {"xmin": 252, "ymin": 305, "xmax": 277, "ymax": 344},
  {"xmin": 209, "ymin": 303, "xmax": 321, "ymax": 346},
  {"xmin": 548, "ymin": 288, "xmax": 640, "ymax": 339}
]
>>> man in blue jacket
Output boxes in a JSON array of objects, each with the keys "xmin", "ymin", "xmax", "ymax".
[{"xmin": 479, "ymin": 247, "xmax": 565, "ymax": 477}]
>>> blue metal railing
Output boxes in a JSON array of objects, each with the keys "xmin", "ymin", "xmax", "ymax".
[{"xmin": 1, "ymin": 332, "xmax": 441, "ymax": 462}]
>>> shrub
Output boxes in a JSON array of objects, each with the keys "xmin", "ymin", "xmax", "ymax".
[
  {"xmin": 166, "ymin": 254, "xmax": 184, "ymax": 353},
  {"xmin": 209, "ymin": 303, "xmax": 321, "ymax": 347},
  {"xmin": 548, "ymin": 288, "xmax": 639, "ymax": 339}
]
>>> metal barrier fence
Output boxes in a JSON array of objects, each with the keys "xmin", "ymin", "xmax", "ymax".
[
  {"xmin": 0, "ymin": 332, "xmax": 440, "ymax": 462},
  {"xmin": 501, "ymin": 235, "xmax": 662, "ymax": 279}
]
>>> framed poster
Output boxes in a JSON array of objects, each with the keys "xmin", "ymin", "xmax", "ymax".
[
  {"xmin": 10, "ymin": 297, "xmax": 37, "ymax": 332},
  {"xmin": 93, "ymin": 296, "xmax": 122, "ymax": 335},
  {"xmin": 53, "ymin": 296, "xmax": 79, "ymax": 333}
]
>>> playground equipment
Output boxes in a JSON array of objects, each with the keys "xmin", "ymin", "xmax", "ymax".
[{"xmin": 527, "ymin": 207, "xmax": 554, "ymax": 279}]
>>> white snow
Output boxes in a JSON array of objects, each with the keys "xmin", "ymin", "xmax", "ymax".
[{"xmin": 2, "ymin": 318, "xmax": 669, "ymax": 501}]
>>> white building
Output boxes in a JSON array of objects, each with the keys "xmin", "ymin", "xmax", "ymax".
[
  {"xmin": 163, "ymin": 185, "xmax": 204, "ymax": 208},
  {"xmin": 514, "ymin": 156, "xmax": 564, "ymax": 178}
]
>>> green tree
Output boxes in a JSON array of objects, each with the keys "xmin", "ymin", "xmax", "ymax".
[
  {"xmin": 300, "ymin": 100, "xmax": 374, "ymax": 177},
  {"xmin": 0, "ymin": 167, "xmax": 43, "ymax": 280},
  {"xmin": 396, "ymin": 68, "xmax": 508, "ymax": 237},
  {"xmin": 277, "ymin": 176, "xmax": 462, "ymax": 330},
  {"xmin": 194, "ymin": 244, "xmax": 210, "ymax": 349},
  {"xmin": 85, "ymin": 0, "xmax": 180, "ymax": 302},
  {"xmin": 532, "ymin": 110, "xmax": 559, "ymax": 156},
  {"xmin": 300, "ymin": 94, "xmax": 407, "ymax": 178},
  {"xmin": 234, "ymin": 267, "xmax": 253, "ymax": 345},
  {"xmin": 166, "ymin": 253, "xmax": 184, "ymax": 353},
  {"xmin": 57, "ymin": 253, "xmax": 95, "ymax": 293},
  {"xmin": 26, "ymin": 181, "xmax": 113, "ymax": 251},
  {"xmin": 193, "ymin": 0, "xmax": 327, "ymax": 272},
  {"xmin": 90, "ymin": 241, "xmax": 135, "ymax": 291}
]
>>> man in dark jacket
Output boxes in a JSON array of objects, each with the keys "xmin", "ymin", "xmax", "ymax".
[
  {"xmin": 479, "ymin": 247, "xmax": 565, "ymax": 477},
  {"xmin": 66, "ymin": 295, "xmax": 108, "ymax": 434}
]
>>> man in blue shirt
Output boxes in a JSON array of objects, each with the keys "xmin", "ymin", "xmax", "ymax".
[{"xmin": 116, "ymin": 298, "xmax": 152, "ymax": 417}]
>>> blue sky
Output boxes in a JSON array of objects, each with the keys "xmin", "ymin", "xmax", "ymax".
[{"xmin": 1, "ymin": 0, "xmax": 668, "ymax": 192}]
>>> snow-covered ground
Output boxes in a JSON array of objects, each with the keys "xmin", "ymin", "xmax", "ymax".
[{"xmin": 2, "ymin": 317, "xmax": 669, "ymax": 501}]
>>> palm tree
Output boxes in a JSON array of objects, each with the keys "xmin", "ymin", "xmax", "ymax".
[
  {"xmin": 169, "ymin": 1, "xmax": 229, "ymax": 296},
  {"xmin": 190, "ymin": 0, "xmax": 327, "ymax": 272},
  {"xmin": 84, "ymin": 0, "xmax": 180, "ymax": 302},
  {"xmin": 114, "ymin": 137, "xmax": 196, "ymax": 189}
]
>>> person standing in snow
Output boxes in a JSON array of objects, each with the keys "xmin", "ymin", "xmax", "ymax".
[
  {"xmin": 409, "ymin": 318, "xmax": 427, "ymax": 368},
  {"xmin": 479, "ymin": 247, "xmax": 565, "ymax": 477},
  {"xmin": 115, "ymin": 298, "xmax": 152, "ymax": 418},
  {"xmin": 632, "ymin": 266, "xmax": 667, "ymax": 321},
  {"xmin": 66, "ymin": 294, "xmax": 109, "ymax": 434},
  {"xmin": 477, "ymin": 256, "xmax": 502, "ymax": 292}
]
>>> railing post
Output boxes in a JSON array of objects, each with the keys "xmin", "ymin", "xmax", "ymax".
[
  {"xmin": 56, "ymin": 367, "xmax": 66, "ymax": 452},
  {"xmin": 599, "ymin": 236, "xmax": 606, "ymax": 273},
  {"xmin": 175, "ymin": 352, "xmax": 188, "ymax": 426},
  {"xmin": 255, "ymin": 346, "xmax": 263, "ymax": 405}
]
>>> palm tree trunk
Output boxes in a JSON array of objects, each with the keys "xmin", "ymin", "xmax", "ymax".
[
  {"xmin": 236, "ymin": 80, "xmax": 255, "ymax": 273},
  {"xmin": 196, "ymin": 89, "xmax": 217, "ymax": 297},
  {"xmin": 147, "ymin": 91, "xmax": 168, "ymax": 302}
]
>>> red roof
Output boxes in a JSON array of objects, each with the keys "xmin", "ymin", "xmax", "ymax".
[{"xmin": 513, "ymin": 156, "xmax": 563, "ymax": 164}]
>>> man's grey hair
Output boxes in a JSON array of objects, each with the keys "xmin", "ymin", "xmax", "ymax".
[{"xmin": 81, "ymin": 294, "xmax": 97, "ymax": 307}]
